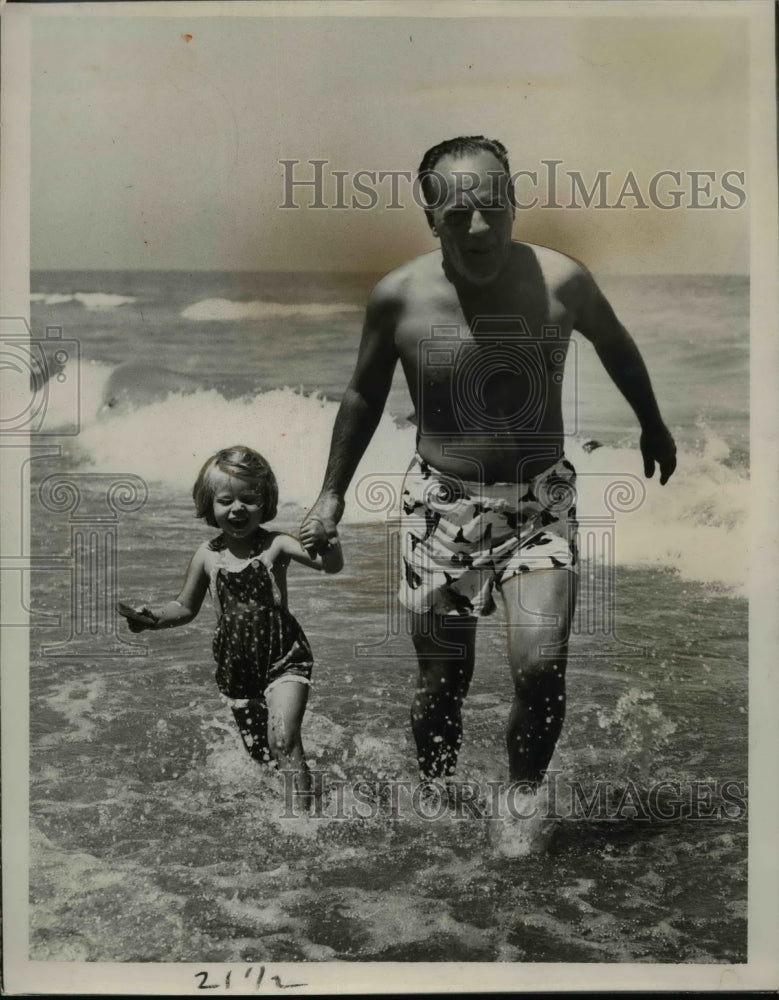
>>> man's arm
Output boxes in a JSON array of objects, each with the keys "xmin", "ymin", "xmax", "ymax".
[
  {"xmin": 300, "ymin": 280, "xmax": 401, "ymax": 550},
  {"xmin": 571, "ymin": 267, "xmax": 677, "ymax": 484}
]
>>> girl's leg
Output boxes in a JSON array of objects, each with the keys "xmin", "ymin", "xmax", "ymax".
[
  {"xmin": 266, "ymin": 679, "xmax": 312, "ymax": 808},
  {"xmin": 231, "ymin": 699, "xmax": 272, "ymax": 763}
]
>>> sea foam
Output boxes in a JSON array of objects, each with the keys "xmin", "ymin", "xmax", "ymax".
[
  {"xmin": 180, "ymin": 299, "xmax": 359, "ymax": 322},
  {"xmin": 30, "ymin": 292, "xmax": 137, "ymax": 310},
  {"xmin": 53, "ymin": 366, "xmax": 749, "ymax": 590}
]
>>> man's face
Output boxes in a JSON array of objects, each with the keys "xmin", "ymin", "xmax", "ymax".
[{"xmin": 428, "ymin": 151, "xmax": 515, "ymax": 287}]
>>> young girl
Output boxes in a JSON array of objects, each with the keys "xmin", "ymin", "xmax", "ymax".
[{"xmin": 118, "ymin": 445, "xmax": 343, "ymax": 804}]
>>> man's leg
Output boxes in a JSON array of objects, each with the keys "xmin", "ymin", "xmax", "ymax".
[
  {"xmin": 500, "ymin": 570, "xmax": 577, "ymax": 785},
  {"xmin": 409, "ymin": 611, "xmax": 476, "ymax": 778}
]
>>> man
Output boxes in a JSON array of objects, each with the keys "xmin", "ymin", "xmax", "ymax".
[{"xmin": 300, "ymin": 136, "xmax": 676, "ymax": 791}]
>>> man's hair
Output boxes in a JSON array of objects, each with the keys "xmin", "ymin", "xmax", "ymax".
[
  {"xmin": 193, "ymin": 445, "xmax": 279, "ymax": 527},
  {"xmin": 417, "ymin": 135, "xmax": 514, "ymax": 223}
]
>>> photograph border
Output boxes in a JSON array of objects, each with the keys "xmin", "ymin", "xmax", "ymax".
[{"xmin": 2, "ymin": 1, "xmax": 777, "ymax": 994}]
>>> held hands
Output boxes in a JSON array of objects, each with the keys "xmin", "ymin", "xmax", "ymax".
[
  {"xmin": 640, "ymin": 423, "xmax": 677, "ymax": 485},
  {"xmin": 299, "ymin": 494, "xmax": 343, "ymax": 556},
  {"xmin": 116, "ymin": 601, "xmax": 159, "ymax": 633}
]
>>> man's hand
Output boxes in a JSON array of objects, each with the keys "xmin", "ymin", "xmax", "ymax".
[
  {"xmin": 640, "ymin": 423, "xmax": 677, "ymax": 485},
  {"xmin": 300, "ymin": 494, "xmax": 344, "ymax": 555}
]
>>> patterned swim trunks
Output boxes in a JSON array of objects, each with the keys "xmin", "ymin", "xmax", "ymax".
[{"xmin": 398, "ymin": 454, "xmax": 578, "ymax": 617}]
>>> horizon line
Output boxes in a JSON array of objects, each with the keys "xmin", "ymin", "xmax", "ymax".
[{"xmin": 29, "ymin": 266, "xmax": 750, "ymax": 277}]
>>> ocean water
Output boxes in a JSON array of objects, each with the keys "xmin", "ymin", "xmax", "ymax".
[{"xmin": 27, "ymin": 269, "xmax": 748, "ymax": 963}]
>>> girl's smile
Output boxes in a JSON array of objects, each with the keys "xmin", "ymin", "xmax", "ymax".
[{"xmin": 211, "ymin": 472, "xmax": 265, "ymax": 542}]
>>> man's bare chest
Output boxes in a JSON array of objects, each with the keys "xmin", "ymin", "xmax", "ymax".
[{"xmin": 396, "ymin": 294, "xmax": 573, "ymax": 390}]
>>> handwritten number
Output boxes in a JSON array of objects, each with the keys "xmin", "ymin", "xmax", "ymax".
[
  {"xmin": 194, "ymin": 971, "xmax": 218, "ymax": 990},
  {"xmin": 194, "ymin": 966, "xmax": 304, "ymax": 991}
]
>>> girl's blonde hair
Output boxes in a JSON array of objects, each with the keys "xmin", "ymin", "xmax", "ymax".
[{"xmin": 193, "ymin": 445, "xmax": 279, "ymax": 527}]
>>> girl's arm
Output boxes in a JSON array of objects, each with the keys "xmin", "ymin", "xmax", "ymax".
[
  {"xmin": 276, "ymin": 532, "xmax": 344, "ymax": 575},
  {"xmin": 120, "ymin": 544, "xmax": 210, "ymax": 632}
]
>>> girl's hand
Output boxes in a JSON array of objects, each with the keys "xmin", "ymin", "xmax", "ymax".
[
  {"xmin": 319, "ymin": 536, "xmax": 344, "ymax": 574},
  {"xmin": 116, "ymin": 602, "xmax": 159, "ymax": 633},
  {"xmin": 278, "ymin": 532, "xmax": 344, "ymax": 574}
]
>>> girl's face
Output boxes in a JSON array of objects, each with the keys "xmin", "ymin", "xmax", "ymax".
[{"xmin": 211, "ymin": 471, "xmax": 265, "ymax": 541}]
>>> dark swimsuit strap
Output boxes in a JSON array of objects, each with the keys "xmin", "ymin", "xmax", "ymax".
[
  {"xmin": 211, "ymin": 528, "xmax": 285, "ymax": 612},
  {"xmin": 208, "ymin": 528, "xmax": 267, "ymax": 554}
]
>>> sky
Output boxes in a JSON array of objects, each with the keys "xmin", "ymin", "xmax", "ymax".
[{"xmin": 29, "ymin": 6, "xmax": 751, "ymax": 274}]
